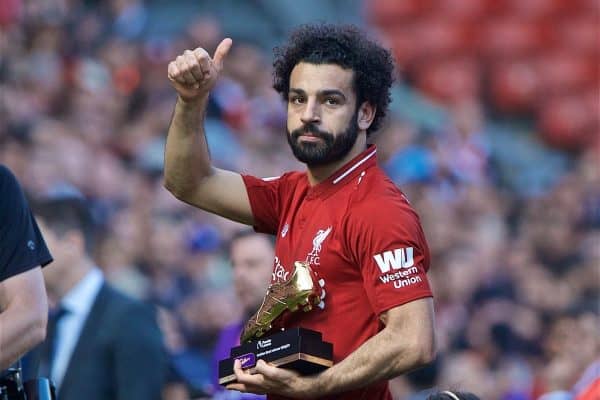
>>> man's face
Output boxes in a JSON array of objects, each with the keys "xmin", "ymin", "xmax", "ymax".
[
  {"xmin": 230, "ymin": 235, "xmax": 275, "ymax": 315},
  {"xmin": 286, "ymin": 63, "xmax": 359, "ymax": 166}
]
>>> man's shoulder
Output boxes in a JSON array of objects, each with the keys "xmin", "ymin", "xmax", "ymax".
[
  {"xmin": 243, "ymin": 170, "xmax": 306, "ymax": 188},
  {"xmin": 346, "ymin": 169, "xmax": 419, "ymax": 226},
  {"xmin": 266, "ymin": 170, "xmax": 305, "ymax": 184},
  {"xmin": 354, "ymin": 169, "xmax": 412, "ymax": 209}
]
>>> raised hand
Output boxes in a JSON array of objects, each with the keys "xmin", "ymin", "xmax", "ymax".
[{"xmin": 167, "ymin": 38, "xmax": 232, "ymax": 102}]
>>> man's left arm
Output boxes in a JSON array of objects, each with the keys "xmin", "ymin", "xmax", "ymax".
[{"xmin": 228, "ymin": 296, "xmax": 435, "ymax": 398}]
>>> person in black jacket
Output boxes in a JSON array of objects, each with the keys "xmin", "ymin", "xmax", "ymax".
[
  {"xmin": 30, "ymin": 196, "xmax": 168, "ymax": 400},
  {"xmin": 0, "ymin": 165, "xmax": 52, "ymax": 371}
]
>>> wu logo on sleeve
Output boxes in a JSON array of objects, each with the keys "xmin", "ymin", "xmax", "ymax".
[
  {"xmin": 373, "ymin": 247, "xmax": 414, "ymax": 273},
  {"xmin": 374, "ymin": 247, "xmax": 422, "ymax": 289}
]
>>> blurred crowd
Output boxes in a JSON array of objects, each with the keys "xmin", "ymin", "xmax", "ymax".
[{"xmin": 0, "ymin": 0, "xmax": 598, "ymax": 399}]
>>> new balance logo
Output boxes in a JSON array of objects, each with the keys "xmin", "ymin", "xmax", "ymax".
[{"xmin": 373, "ymin": 247, "xmax": 414, "ymax": 273}]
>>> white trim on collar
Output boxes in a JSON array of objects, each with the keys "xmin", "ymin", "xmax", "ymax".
[
  {"xmin": 333, "ymin": 148, "xmax": 377, "ymax": 185},
  {"xmin": 262, "ymin": 176, "xmax": 281, "ymax": 182}
]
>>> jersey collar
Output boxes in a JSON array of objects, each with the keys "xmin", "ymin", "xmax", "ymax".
[{"xmin": 306, "ymin": 144, "xmax": 378, "ymax": 200}]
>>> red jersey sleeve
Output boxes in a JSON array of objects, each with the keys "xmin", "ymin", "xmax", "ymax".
[
  {"xmin": 344, "ymin": 195, "xmax": 433, "ymax": 315},
  {"xmin": 241, "ymin": 174, "xmax": 284, "ymax": 235}
]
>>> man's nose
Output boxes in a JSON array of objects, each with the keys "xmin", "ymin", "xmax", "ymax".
[{"xmin": 300, "ymin": 98, "xmax": 321, "ymax": 125}]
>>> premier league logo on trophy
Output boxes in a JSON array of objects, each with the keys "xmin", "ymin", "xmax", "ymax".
[{"xmin": 218, "ymin": 261, "xmax": 333, "ymax": 385}]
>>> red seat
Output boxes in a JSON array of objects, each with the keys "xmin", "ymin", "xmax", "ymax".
[
  {"xmin": 505, "ymin": 0, "xmax": 573, "ymax": 18},
  {"xmin": 414, "ymin": 57, "xmax": 481, "ymax": 103},
  {"xmin": 555, "ymin": 17, "xmax": 599, "ymax": 56},
  {"xmin": 0, "ymin": 0, "xmax": 21, "ymax": 27},
  {"xmin": 366, "ymin": 0, "xmax": 431, "ymax": 28},
  {"xmin": 539, "ymin": 93, "xmax": 598, "ymax": 151},
  {"xmin": 579, "ymin": 0, "xmax": 600, "ymax": 13},
  {"xmin": 434, "ymin": 0, "xmax": 495, "ymax": 20},
  {"xmin": 386, "ymin": 24, "xmax": 420, "ymax": 69},
  {"xmin": 479, "ymin": 18, "xmax": 545, "ymax": 58},
  {"xmin": 536, "ymin": 51, "xmax": 599, "ymax": 94},
  {"xmin": 490, "ymin": 59, "xmax": 540, "ymax": 114},
  {"xmin": 386, "ymin": 19, "xmax": 474, "ymax": 70},
  {"xmin": 413, "ymin": 18, "xmax": 473, "ymax": 58}
]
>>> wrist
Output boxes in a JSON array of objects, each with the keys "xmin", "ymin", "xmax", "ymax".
[
  {"xmin": 301, "ymin": 372, "xmax": 327, "ymax": 397},
  {"xmin": 177, "ymin": 93, "xmax": 209, "ymax": 107}
]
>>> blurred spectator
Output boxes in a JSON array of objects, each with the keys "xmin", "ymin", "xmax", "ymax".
[
  {"xmin": 212, "ymin": 230, "xmax": 275, "ymax": 399},
  {"xmin": 30, "ymin": 197, "xmax": 168, "ymax": 400}
]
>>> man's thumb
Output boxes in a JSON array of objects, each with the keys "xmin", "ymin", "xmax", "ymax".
[{"xmin": 213, "ymin": 38, "xmax": 232, "ymax": 69}]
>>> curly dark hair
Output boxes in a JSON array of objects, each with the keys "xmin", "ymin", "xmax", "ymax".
[{"xmin": 273, "ymin": 24, "xmax": 395, "ymax": 137}]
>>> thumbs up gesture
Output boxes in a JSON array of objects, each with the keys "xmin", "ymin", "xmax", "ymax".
[{"xmin": 167, "ymin": 38, "xmax": 232, "ymax": 102}]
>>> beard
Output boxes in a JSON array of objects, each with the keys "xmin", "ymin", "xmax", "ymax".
[{"xmin": 287, "ymin": 114, "xmax": 359, "ymax": 167}]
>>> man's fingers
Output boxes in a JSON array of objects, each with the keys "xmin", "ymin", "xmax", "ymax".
[
  {"xmin": 183, "ymin": 50, "xmax": 204, "ymax": 82},
  {"xmin": 254, "ymin": 359, "xmax": 279, "ymax": 379},
  {"xmin": 168, "ymin": 61, "xmax": 186, "ymax": 85},
  {"xmin": 235, "ymin": 372, "xmax": 264, "ymax": 386},
  {"xmin": 168, "ymin": 61, "xmax": 190, "ymax": 88},
  {"xmin": 167, "ymin": 62, "xmax": 179, "ymax": 81},
  {"xmin": 168, "ymin": 41, "xmax": 229, "ymax": 94},
  {"xmin": 174, "ymin": 55, "xmax": 197, "ymax": 86},
  {"xmin": 233, "ymin": 359, "xmax": 264, "ymax": 386},
  {"xmin": 225, "ymin": 383, "xmax": 247, "ymax": 392},
  {"xmin": 225, "ymin": 383, "xmax": 267, "ymax": 395},
  {"xmin": 233, "ymin": 359, "xmax": 242, "ymax": 373},
  {"xmin": 193, "ymin": 48, "xmax": 211, "ymax": 76},
  {"xmin": 212, "ymin": 38, "xmax": 232, "ymax": 70}
]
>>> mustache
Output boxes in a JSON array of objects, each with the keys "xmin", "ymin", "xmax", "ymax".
[{"xmin": 290, "ymin": 123, "xmax": 333, "ymax": 141}]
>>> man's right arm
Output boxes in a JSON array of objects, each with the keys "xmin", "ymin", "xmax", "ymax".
[
  {"xmin": 163, "ymin": 39, "xmax": 254, "ymax": 226},
  {"xmin": 0, "ymin": 166, "xmax": 51, "ymax": 369},
  {"xmin": 0, "ymin": 267, "xmax": 48, "ymax": 370}
]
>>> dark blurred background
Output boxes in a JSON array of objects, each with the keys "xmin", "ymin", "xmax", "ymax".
[{"xmin": 0, "ymin": 0, "xmax": 598, "ymax": 399}]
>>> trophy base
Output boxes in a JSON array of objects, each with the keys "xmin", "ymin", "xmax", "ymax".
[{"xmin": 218, "ymin": 328, "xmax": 333, "ymax": 385}]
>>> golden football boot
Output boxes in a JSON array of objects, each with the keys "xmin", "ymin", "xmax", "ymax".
[{"xmin": 240, "ymin": 261, "xmax": 322, "ymax": 343}]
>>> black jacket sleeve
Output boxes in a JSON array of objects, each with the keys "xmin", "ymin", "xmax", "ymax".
[{"xmin": 0, "ymin": 165, "xmax": 52, "ymax": 281}]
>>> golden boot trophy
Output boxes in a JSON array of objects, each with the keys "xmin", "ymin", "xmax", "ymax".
[
  {"xmin": 240, "ymin": 261, "xmax": 323, "ymax": 343},
  {"xmin": 218, "ymin": 261, "xmax": 333, "ymax": 385}
]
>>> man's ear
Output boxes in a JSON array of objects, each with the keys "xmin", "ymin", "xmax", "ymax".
[{"xmin": 357, "ymin": 101, "xmax": 376, "ymax": 131}]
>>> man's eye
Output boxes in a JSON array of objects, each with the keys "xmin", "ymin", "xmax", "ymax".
[
  {"xmin": 290, "ymin": 96, "xmax": 305, "ymax": 104},
  {"xmin": 325, "ymin": 98, "xmax": 339, "ymax": 105}
]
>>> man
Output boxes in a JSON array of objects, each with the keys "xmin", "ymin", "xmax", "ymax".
[
  {"xmin": 0, "ymin": 165, "xmax": 51, "ymax": 371},
  {"xmin": 164, "ymin": 24, "xmax": 436, "ymax": 399},
  {"xmin": 32, "ymin": 197, "xmax": 168, "ymax": 400},
  {"xmin": 212, "ymin": 230, "xmax": 275, "ymax": 399}
]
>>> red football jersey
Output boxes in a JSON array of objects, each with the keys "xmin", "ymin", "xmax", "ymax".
[{"xmin": 242, "ymin": 145, "xmax": 433, "ymax": 400}]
